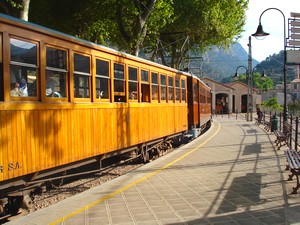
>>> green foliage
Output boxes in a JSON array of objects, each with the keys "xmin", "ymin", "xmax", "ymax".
[
  {"xmin": 234, "ymin": 71, "xmax": 273, "ymax": 92},
  {"xmin": 28, "ymin": 0, "xmax": 248, "ymax": 68},
  {"xmin": 288, "ymin": 101, "xmax": 300, "ymax": 116},
  {"xmin": 258, "ymin": 50, "xmax": 294, "ymax": 86},
  {"xmin": 261, "ymin": 97, "xmax": 283, "ymax": 112}
]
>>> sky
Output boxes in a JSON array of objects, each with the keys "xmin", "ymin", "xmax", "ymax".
[{"xmin": 239, "ymin": 0, "xmax": 300, "ymax": 62}]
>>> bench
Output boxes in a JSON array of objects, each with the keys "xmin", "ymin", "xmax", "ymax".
[
  {"xmin": 284, "ymin": 149, "xmax": 300, "ymax": 194},
  {"xmin": 274, "ymin": 122, "xmax": 291, "ymax": 150},
  {"xmin": 264, "ymin": 120, "xmax": 271, "ymax": 131}
]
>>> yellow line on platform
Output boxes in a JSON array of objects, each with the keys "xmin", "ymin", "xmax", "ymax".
[{"xmin": 50, "ymin": 121, "xmax": 221, "ymax": 225}]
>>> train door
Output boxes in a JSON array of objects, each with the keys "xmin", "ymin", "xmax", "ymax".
[{"xmin": 187, "ymin": 76, "xmax": 199, "ymax": 129}]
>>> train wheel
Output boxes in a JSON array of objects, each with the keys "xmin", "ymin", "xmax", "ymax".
[
  {"xmin": 141, "ymin": 149, "xmax": 150, "ymax": 163},
  {"xmin": 0, "ymin": 198, "xmax": 8, "ymax": 217}
]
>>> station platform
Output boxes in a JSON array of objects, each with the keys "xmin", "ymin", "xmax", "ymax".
[{"xmin": 5, "ymin": 115, "xmax": 300, "ymax": 225}]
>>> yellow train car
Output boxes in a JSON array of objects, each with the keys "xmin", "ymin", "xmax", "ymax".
[
  {"xmin": 0, "ymin": 13, "xmax": 211, "ymax": 215},
  {"xmin": 187, "ymin": 76, "xmax": 212, "ymax": 135}
]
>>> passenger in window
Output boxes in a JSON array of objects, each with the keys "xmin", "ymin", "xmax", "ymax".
[
  {"xmin": 46, "ymin": 75, "xmax": 55, "ymax": 97},
  {"xmin": 130, "ymin": 91, "xmax": 136, "ymax": 100},
  {"xmin": 19, "ymin": 78, "xmax": 28, "ymax": 96},
  {"xmin": 10, "ymin": 82, "xmax": 20, "ymax": 96},
  {"xmin": 10, "ymin": 78, "xmax": 28, "ymax": 97}
]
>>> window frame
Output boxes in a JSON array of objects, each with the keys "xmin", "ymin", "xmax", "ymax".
[
  {"xmin": 128, "ymin": 66, "xmax": 138, "ymax": 102},
  {"xmin": 140, "ymin": 69, "xmax": 150, "ymax": 103},
  {"xmin": 45, "ymin": 45, "xmax": 68, "ymax": 101},
  {"xmin": 95, "ymin": 58, "xmax": 110, "ymax": 102},
  {"xmin": 168, "ymin": 75, "xmax": 174, "ymax": 103},
  {"xmin": 73, "ymin": 52, "xmax": 91, "ymax": 101},
  {"xmin": 113, "ymin": 62, "xmax": 126, "ymax": 103},
  {"xmin": 9, "ymin": 36, "xmax": 39, "ymax": 101},
  {"xmin": 151, "ymin": 71, "xmax": 159, "ymax": 102}
]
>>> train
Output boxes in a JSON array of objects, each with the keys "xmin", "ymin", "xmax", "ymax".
[{"xmin": 0, "ymin": 13, "xmax": 211, "ymax": 216}]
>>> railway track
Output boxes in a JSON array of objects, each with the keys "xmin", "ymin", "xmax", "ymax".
[{"xmin": 3, "ymin": 147, "xmax": 175, "ymax": 224}]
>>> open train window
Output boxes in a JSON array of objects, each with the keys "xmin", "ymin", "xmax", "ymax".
[
  {"xmin": 181, "ymin": 79, "xmax": 186, "ymax": 102},
  {"xmin": 46, "ymin": 47, "xmax": 67, "ymax": 98},
  {"xmin": 141, "ymin": 69, "xmax": 150, "ymax": 102},
  {"xmin": 10, "ymin": 38, "xmax": 37, "ymax": 98},
  {"xmin": 175, "ymin": 77, "xmax": 180, "ymax": 101},
  {"xmin": 168, "ymin": 76, "xmax": 174, "ymax": 102},
  {"xmin": 114, "ymin": 63, "xmax": 125, "ymax": 102},
  {"xmin": 128, "ymin": 66, "xmax": 138, "ymax": 101},
  {"xmin": 96, "ymin": 59, "xmax": 110, "ymax": 100},
  {"xmin": 151, "ymin": 72, "xmax": 158, "ymax": 101},
  {"xmin": 73, "ymin": 53, "xmax": 91, "ymax": 99},
  {"xmin": 160, "ymin": 74, "xmax": 166, "ymax": 101}
]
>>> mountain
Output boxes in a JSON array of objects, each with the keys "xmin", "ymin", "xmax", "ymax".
[{"xmin": 199, "ymin": 43, "xmax": 259, "ymax": 82}]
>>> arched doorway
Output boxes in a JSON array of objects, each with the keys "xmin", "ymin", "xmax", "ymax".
[
  {"xmin": 241, "ymin": 94, "xmax": 247, "ymax": 113},
  {"xmin": 216, "ymin": 93, "xmax": 229, "ymax": 114}
]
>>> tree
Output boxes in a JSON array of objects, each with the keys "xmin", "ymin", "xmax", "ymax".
[
  {"xmin": 0, "ymin": 0, "xmax": 30, "ymax": 21},
  {"xmin": 29, "ymin": 0, "xmax": 248, "ymax": 68},
  {"xmin": 20, "ymin": 0, "xmax": 30, "ymax": 21},
  {"xmin": 261, "ymin": 97, "xmax": 283, "ymax": 112},
  {"xmin": 235, "ymin": 72, "xmax": 273, "ymax": 91},
  {"xmin": 155, "ymin": 0, "xmax": 249, "ymax": 68}
]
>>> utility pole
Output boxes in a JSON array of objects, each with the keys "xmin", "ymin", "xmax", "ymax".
[{"xmin": 248, "ymin": 36, "xmax": 253, "ymax": 121}]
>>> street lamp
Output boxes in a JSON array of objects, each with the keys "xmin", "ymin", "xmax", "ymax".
[
  {"xmin": 251, "ymin": 8, "xmax": 287, "ymax": 123},
  {"xmin": 234, "ymin": 65, "xmax": 265, "ymax": 121}
]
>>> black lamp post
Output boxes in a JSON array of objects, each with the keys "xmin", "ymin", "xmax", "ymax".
[
  {"xmin": 251, "ymin": 8, "xmax": 287, "ymax": 123},
  {"xmin": 234, "ymin": 65, "xmax": 266, "ymax": 121}
]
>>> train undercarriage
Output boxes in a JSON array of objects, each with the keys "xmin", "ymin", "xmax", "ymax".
[{"xmin": 0, "ymin": 132, "xmax": 185, "ymax": 220}]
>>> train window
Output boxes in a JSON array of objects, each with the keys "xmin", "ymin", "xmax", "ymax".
[
  {"xmin": 193, "ymin": 81, "xmax": 198, "ymax": 102},
  {"xmin": 114, "ymin": 63, "xmax": 125, "ymax": 102},
  {"xmin": 128, "ymin": 67, "xmax": 138, "ymax": 101},
  {"xmin": 141, "ymin": 70, "xmax": 150, "ymax": 102},
  {"xmin": 96, "ymin": 59, "xmax": 110, "ymax": 100},
  {"xmin": 175, "ymin": 77, "xmax": 180, "ymax": 101},
  {"xmin": 181, "ymin": 79, "xmax": 186, "ymax": 102},
  {"xmin": 168, "ymin": 76, "xmax": 174, "ymax": 102},
  {"xmin": 73, "ymin": 53, "xmax": 91, "ymax": 99},
  {"xmin": 46, "ymin": 47, "xmax": 67, "ymax": 98},
  {"xmin": 151, "ymin": 72, "xmax": 158, "ymax": 101},
  {"xmin": 160, "ymin": 74, "xmax": 166, "ymax": 101},
  {"xmin": 10, "ymin": 38, "xmax": 37, "ymax": 98}
]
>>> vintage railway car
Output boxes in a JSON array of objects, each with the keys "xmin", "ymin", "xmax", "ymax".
[
  {"xmin": 187, "ymin": 76, "xmax": 212, "ymax": 136},
  {"xmin": 0, "ymin": 13, "xmax": 211, "ymax": 215}
]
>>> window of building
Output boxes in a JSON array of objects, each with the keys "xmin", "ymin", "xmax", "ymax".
[
  {"xmin": 161, "ymin": 74, "xmax": 166, "ymax": 101},
  {"xmin": 128, "ymin": 67, "xmax": 138, "ymax": 101},
  {"xmin": 151, "ymin": 72, "xmax": 158, "ymax": 101},
  {"xmin": 168, "ymin": 76, "xmax": 174, "ymax": 101},
  {"xmin": 10, "ymin": 38, "xmax": 37, "ymax": 98},
  {"xmin": 73, "ymin": 53, "xmax": 91, "ymax": 99},
  {"xmin": 141, "ymin": 69, "xmax": 150, "ymax": 102},
  {"xmin": 114, "ymin": 63, "xmax": 125, "ymax": 102},
  {"xmin": 96, "ymin": 59, "xmax": 110, "ymax": 100},
  {"xmin": 46, "ymin": 47, "xmax": 67, "ymax": 98}
]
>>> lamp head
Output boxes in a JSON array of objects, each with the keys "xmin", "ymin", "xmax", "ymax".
[
  {"xmin": 252, "ymin": 23, "xmax": 270, "ymax": 37},
  {"xmin": 233, "ymin": 73, "xmax": 239, "ymax": 80},
  {"xmin": 261, "ymin": 71, "xmax": 267, "ymax": 80}
]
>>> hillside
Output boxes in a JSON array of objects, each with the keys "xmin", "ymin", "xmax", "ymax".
[{"xmin": 199, "ymin": 43, "xmax": 259, "ymax": 82}]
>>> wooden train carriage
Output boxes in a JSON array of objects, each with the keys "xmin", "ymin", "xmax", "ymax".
[
  {"xmin": 0, "ymin": 14, "xmax": 188, "ymax": 191},
  {"xmin": 187, "ymin": 76, "xmax": 211, "ymax": 130}
]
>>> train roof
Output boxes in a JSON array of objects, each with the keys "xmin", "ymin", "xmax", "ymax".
[{"xmin": 0, "ymin": 13, "xmax": 210, "ymax": 90}]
